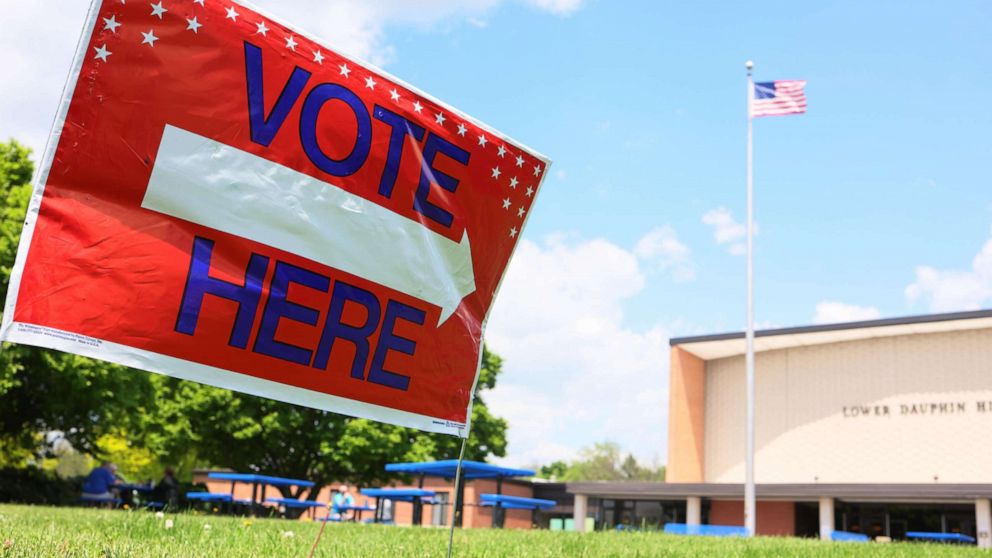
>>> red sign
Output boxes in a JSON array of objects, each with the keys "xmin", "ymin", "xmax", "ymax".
[{"xmin": 1, "ymin": 0, "xmax": 549, "ymax": 436}]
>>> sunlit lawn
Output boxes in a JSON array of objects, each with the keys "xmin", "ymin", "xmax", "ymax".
[{"xmin": 0, "ymin": 503, "xmax": 984, "ymax": 557}]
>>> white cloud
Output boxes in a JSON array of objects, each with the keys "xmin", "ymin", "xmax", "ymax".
[
  {"xmin": 634, "ymin": 225, "xmax": 694, "ymax": 281},
  {"xmin": 0, "ymin": 0, "xmax": 582, "ymax": 154},
  {"xmin": 813, "ymin": 301, "xmax": 881, "ymax": 325},
  {"xmin": 905, "ymin": 237, "xmax": 992, "ymax": 312},
  {"xmin": 524, "ymin": 0, "xmax": 584, "ymax": 16},
  {"xmin": 486, "ymin": 234, "xmax": 669, "ymax": 468},
  {"xmin": 702, "ymin": 206, "xmax": 755, "ymax": 256}
]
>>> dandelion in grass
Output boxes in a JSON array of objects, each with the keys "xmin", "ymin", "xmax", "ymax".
[
  {"xmin": 282, "ymin": 531, "xmax": 295, "ymax": 538},
  {"xmin": 155, "ymin": 511, "xmax": 165, "ymax": 519},
  {"xmin": 203, "ymin": 524, "xmax": 212, "ymax": 531},
  {"xmin": 212, "ymin": 507, "xmax": 219, "ymax": 513},
  {"xmin": 164, "ymin": 519, "xmax": 174, "ymax": 530},
  {"xmin": 243, "ymin": 519, "xmax": 254, "ymax": 527}
]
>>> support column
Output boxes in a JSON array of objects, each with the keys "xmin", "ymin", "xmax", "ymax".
[
  {"xmin": 819, "ymin": 497, "xmax": 835, "ymax": 541},
  {"xmin": 976, "ymin": 498, "xmax": 991, "ymax": 549},
  {"xmin": 687, "ymin": 497, "xmax": 702, "ymax": 526},
  {"xmin": 573, "ymin": 494, "xmax": 588, "ymax": 532}
]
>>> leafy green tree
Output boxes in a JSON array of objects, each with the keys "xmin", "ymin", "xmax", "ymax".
[
  {"xmin": 549, "ymin": 441, "xmax": 665, "ymax": 482},
  {"xmin": 536, "ymin": 460, "xmax": 568, "ymax": 481},
  {"xmin": 139, "ymin": 346, "xmax": 508, "ymax": 498},
  {"xmin": 0, "ymin": 140, "xmax": 154, "ymax": 458}
]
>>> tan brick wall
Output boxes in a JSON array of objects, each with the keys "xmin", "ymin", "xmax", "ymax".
[
  {"xmin": 703, "ymin": 328, "xmax": 992, "ymax": 483},
  {"xmin": 667, "ymin": 346, "xmax": 706, "ymax": 482}
]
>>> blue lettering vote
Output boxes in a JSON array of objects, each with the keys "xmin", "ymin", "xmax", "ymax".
[{"xmin": 242, "ymin": 41, "xmax": 469, "ymax": 228}]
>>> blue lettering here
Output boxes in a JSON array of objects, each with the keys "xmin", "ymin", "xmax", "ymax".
[
  {"xmin": 311, "ymin": 281, "xmax": 381, "ymax": 380},
  {"xmin": 253, "ymin": 261, "xmax": 330, "ymax": 366},
  {"xmin": 368, "ymin": 300, "xmax": 426, "ymax": 391},
  {"xmin": 175, "ymin": 236, "xmax": 269, "ymax": 349}
]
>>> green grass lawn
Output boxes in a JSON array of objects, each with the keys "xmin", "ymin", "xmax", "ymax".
[{"xmin": 0, "ymin": 504, "xmax": 984, "ymax": 557}]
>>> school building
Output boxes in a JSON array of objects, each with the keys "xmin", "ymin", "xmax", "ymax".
[{"xmin": 566, "ymin": 310, "xmax": 992, "ymax": 546}]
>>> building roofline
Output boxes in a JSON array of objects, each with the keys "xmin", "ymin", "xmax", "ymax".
[
  {"xmin": 566, "ymin": 482, "xmax": 992, "ymax": 502},
  {"xmin": 669, "ymin": 309, "xmax": 992, "ymax": 347}
]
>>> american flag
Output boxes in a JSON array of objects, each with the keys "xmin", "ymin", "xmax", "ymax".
[{"xmin": 751, "ymin": 80, "xmax": 807, "ymax": 118}]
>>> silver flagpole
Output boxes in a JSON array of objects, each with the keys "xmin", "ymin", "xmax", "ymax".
[{"xmin": 744, "ymin": 59, "xmax": 757, "ymax": 537}]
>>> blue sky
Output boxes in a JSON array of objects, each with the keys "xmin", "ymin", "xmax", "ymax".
[{"xmin": 3, "ymin": 0, "xmax": 991, "ymax": 468}]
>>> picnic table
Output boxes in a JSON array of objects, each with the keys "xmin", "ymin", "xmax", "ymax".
[
  {"xmin": 360, "ymin": 488, "xmax": 436, "ymax": 524},
  {"xmin": 385, "ymin": 460, "xmax": 535, "ymax": 527},
  {"xmin": 906, "ymin": 531, "xmax": 976, "ymax": 544},
  {"xmin": 479, "ymin": 494, "xmax": 556, "ymax": 528},
  {"xmin": 207, "ymin": 472, "xmax": 314, "ymax": 514}
]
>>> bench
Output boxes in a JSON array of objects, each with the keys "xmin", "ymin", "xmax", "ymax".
[
  {"xmin": 663, "ymin": 523, "xmax": 749, "ymax": 537},
  {"xmin": 831, "ymin": 530, "xmax": 870, "ymax": 542},
  {"xmin": 185, "ymin": 492, "xmax": 233, "ymax": 502},
  {"xmin": 906, "ymin": 531, "xmax": 976, "ymax": 544},
  {"xmin": 479, "ymin": 494, "xmax": 556, "ymax": 511}
]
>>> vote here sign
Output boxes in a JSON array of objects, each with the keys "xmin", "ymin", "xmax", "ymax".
[{"xmin": 1, "ymin": 0, "xmax": 549, "ymax": 437}]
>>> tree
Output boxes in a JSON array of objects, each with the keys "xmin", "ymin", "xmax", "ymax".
[
  {"xmin": 542, "ymin": 441, "xmax": 666, "ymax": 482},
  {"xmin": 138, "ymin": 345, "xmax": 508, "ymax": 498},
  {"xmin": 536, "ymin": 460, "xmax": 568, "ymax": 481},
  {"xmin": 0, "ymin": 140, "xmax": 154, "ymax": 459}
]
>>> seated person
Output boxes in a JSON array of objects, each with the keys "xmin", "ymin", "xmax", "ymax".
[
  {"xmin": 150, "ymin": 466, "xmax": 180, "ymax": 508},
  {"xmin": 81, "ymin": 461, "xmax": 120, "ymax": 502},
  {"xmin": 331, "ymin": 484, "xmax": 356, "ymax": 520}
]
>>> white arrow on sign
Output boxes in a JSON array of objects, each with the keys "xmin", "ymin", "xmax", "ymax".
[{"xmin": 143, "ymin": 124, "xmax": 475, "ymax": 325}]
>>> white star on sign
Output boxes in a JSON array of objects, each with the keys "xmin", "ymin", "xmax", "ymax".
[
  {"xmin": 312, "ymin": 50, "xmax": 324, "ymax": 64},
  {"xmin": 457, "ymin": 123, "xmax": 467, "ymax": 136},
  {"xmin": 515, "ymin": 154, "xmax": 524, "ymax": 167},
  {"xmin": 497, "ymin": 145, "xmax": 507, "ymax": 158},
  {"xmin": 93, "ymin": 44, "xmax": 112, "ymax": 62},
  {"xmin": 435, "ymin": 112, "xmax": 445, "ymax": 125},
  {"xmin": 390, "ymin": 89, "xmax": 400, "ymax": 102},
  {"xmin": 491, "ymin": 167, "xmax": 501, "ymax": 179},
  {"xmin": 509, "ymin": 227, "xmax": 518, "ymax": 238},
  {"xmin": 533, "ymin": 164, "xmax": 542, "ymax": 177},
  {"xmin": 502, "ymin": 198, "xmax": 511, "ymax": 210},
  {"xmin": 255, "ymin": 21, "xmax": 269, "ymax": 36},
  {"xmin": 478, "ymin": 134, "xmax": 488, "ymax": 147},
  {"xmin": 186, "ymin": 17, "xmax": 202, "ymax": 33},
  {"xmin": 285, "ymin": 35, "xmax": 297, "ymax": 51},
  {"xmin": 225, "ymin": 6, "xmax": 239, "ymax": 20},
  {"xmin": 141, "ymin": 29, "xmax": 158, "ymax": 46},
  {"xmin": 517, "ymin": 206, "xmax": 526, "ymax": 218},
  {"xmin": 339, "ymin": 63, "xmax": 351, "ymax": 77},
  {"xmin": 364, "ymin": 76, "xmax": 376, "ymax": 89},
  {"xmin": 103, "ymin": 16, "xmax": 121, "ymax": 33},
  {"xmin": 509, "ymin": 177, "xmax": 518, "ymax": 188},
  {"xmin": 412, "ymin": 100, "xmax": 423, "ymax": 114},
  {"xmin": 150, "ymin": 2, "xmax": 167, "ymax": 19},
  {"xmin": 525, "ymin": 186, "xmax": 534, "ymax": 197}
]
